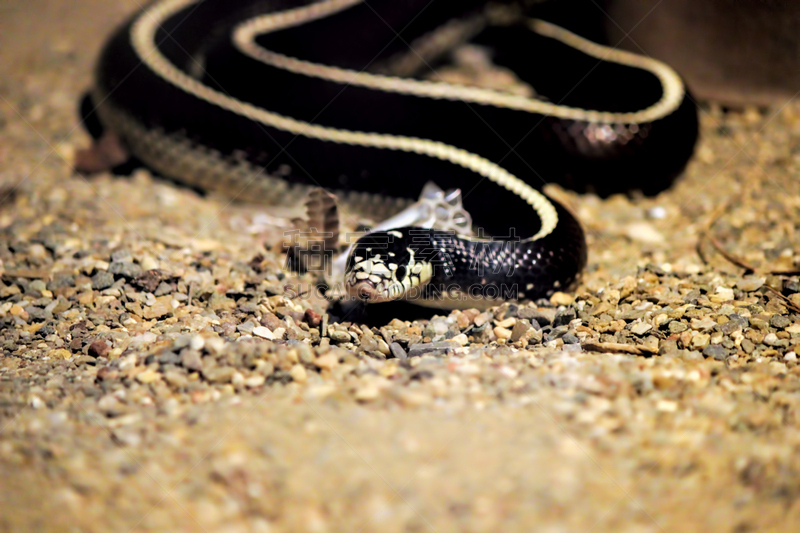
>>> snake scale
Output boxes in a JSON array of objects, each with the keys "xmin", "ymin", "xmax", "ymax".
[{"xmin": 82, "ymin": 0, "xmax": 699, "ymax": 309}]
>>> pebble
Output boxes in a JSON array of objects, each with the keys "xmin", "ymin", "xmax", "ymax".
[
  {"xmin": 204, "ymin": 367, "xmax": 236, "ymax": 384},
  {"xmin": 452, "ymin": 333, "xmax": 469, "ymax": 346},
  {"xmin": 425, "ymin": 317, "xmax": 450, "ymax": 337},
  {"xmin": 553, "ymin": 308, "xmax": 576, "ymax": 327},
  {"xmin": 87, "ymin": 339, "xmax": 110, "ymax": 358},
  {"xmin": 770, "ymin": 315, "xmax": 791, "ymax": 329},
  {"xmin": 763, "ymin": 333, "xmax": 787, "ymax": 347},
  {"xmin": 390, "ymin": 342, "xmax": 407, "ymax": 360},
  {"xmin": 668, "ymin": 321, "xmax": 689, "ymax": 333},
  {"xmin": 656, "ymin": 400, "xmax": 678, "ymax": 413},
  {"xmin": 140, "ymin": 256, "xmax": 159, "ymax": 271},
  {"xmin": 691, "ymin": 334, "xmax": 710, "ymax": 349},
  {"xmin": 624, "ymin": 222, "xmax": 665, "ymax": 244},
  {"xmin": 473, "ymin": 313, "xmax": 491, "ymax": 327},
  {"xmin": 6, "ymin": 66, "xmax": 800, "ymax": 532},
  {"xmin": 510, "ymin": 320, "xmax": 531, "ymax": 342},
  {"xmin": 550, "ymin": 292, "xmax": 574, "ymax": 305},
  {"xmin": 253, "ymin": 326, "xmax": 275, "ymax": 340},
  {"xmin": 136, "ymin": 369, "xmax": 160, "ymax": 384},
  {"xmin": 407, "ymin": 341, "xmax": 459, "ymax": 357},
  {"xmin": 517, "ymin": 307, "xmax": 551, "ymax": 327},
  {"xmin": 289, "ymin": 364, "xmax": 308, "ymax": 383},
  {"xmin": 314, "ymin": 354, "xmax": 339, "ymax": 370},
  {"xmin": 163, "ymin": 371, "xmax": 188, "ymax": 389},
  {"xmin": 493, "ymin": 326, "xmax": 512, "ymax": 340},
  {"xmin": 702, "ymin": 345, "xmax": 728, "ymax": 361},
  {"xmin": 691, "ymin": 317, "xmax": 717, "ymax": 331},
  {"xmin": 329, "ymin": 330, "xmax": 351, "ymax": 343},
  {"xmin": 562, "ymin": 333, "xmax": 580, "ymax": 344},
  {"xmin": 48, "ymin": 349, "xmax": 71, "ymax": 360},
  {"xmin": 245, "ymin": 375, "xmax": 266, "ymax": 388},
  {"xmin": 354, "ymin": 385, "xmax": 379, "ymax": 402},
  {"xmin": 181, "ymin": 350, "xmax": 203, "ymax": 372},
  {"xmin": 30, "ymin": 396, "xmax": 45, "ymax": 409},
  {"xmin": 190, "ymin": 335, "xmax": 205, "ymax": 351},
  {"xmin": 108, "ymin": 261, "xmax": 143, "ymax": 279},
  {"xmin": 784, "ymin": 280, "xmax": 800, "ymax": 295},
  {"xmin": 304, "ymin": 309, "xmax": 322, "ymax": 328},
  {"xmin": 737, "ymin": 277, "xmax": 765, "ymax": 292},
  {"xmin": 91, "ymin": 271, "xmax": 115, "ymax": 290},
  {"xmin": 715, "ymin": 286, "xmax": 734, "ymax": 301}
]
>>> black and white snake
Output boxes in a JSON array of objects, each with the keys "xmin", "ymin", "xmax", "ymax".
[{"xmin": 81, "ymin": 0, "xmax": 698, "ymax": 309}]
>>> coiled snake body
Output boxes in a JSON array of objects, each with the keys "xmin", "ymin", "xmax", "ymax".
[{"xmin": 84, "ymin": 0, "xmax": 698, "ymax": 309}]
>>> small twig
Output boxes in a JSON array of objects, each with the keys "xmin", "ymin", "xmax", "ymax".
[
  {"xmin": 582, "ymin": 341, "xmax": 655, "ymax": 356},
  {"xmin": 699, "ymin": 194, "xmax": 800, "ymax": 276},
  {"xmin": 763, "ymin": 285, "xmax": 800, "ymax": 314},
  {"xmin": 707, "ymin": 233, "xmax": 758, "ymax": 272}
]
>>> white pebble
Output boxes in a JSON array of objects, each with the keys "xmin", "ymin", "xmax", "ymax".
[
  {"xmin": 715, "ymin": 286, "xmax": 734, "ymax": 301},
  {"xmin": 190, "ymin": 335, "xmax": 205, "ymax": 351},
  {"xmin": 30, "ymin": 396, "xmax": 45, "ymax": 409},
  {"xmin": 624, "ymin": 222, "xmax": 665, "ymax": 244},
  {"xmin": 253, "ymin": 326, "xmax": 275, "ymax": 340}
]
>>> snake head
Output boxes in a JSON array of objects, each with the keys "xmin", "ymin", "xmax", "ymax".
[{"xmin": 344, "ymin": 229, "xmax": 433, "ymax": 303}]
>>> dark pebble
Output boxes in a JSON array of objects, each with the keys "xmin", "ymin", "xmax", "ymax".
[
  {"xmin": 703, "ymin": 344, "xmax": 729, "ymax": 360},
  {"xmin": 517, "ymin": 307, "xmax": 551, "ymax": 327},
  {"xmin": 88, "ymin": 339, "xmax": 110, "ymax": 358},
  {"xmin": 553, "ymin": 308, "xmax": 576, "ymax": 327},
  {"xmin": 562, "ymin": 333, "xmax": 580, "ymax": 344},
  {"xmin": 91, "ymin": 271, "xmax": 115, "ymax": 290},
  {"xmin": 109, "ymin": 261, "xmax": 142, "ymax": 279},
  {"xmin": 770, "ymin": 315, "xmax": 791, "ymax": 329},
  {"xmin": 784, "ymin": 280, "xmax": 800, "ymax": 295},
  {"xmin": 722, "ymin": 314, "xmax": 749, "ymax": 333},
  {"xmin": 544, "ymin": 326, "xmax": 568, "ymax": 343},
  {"xmin": 133, "ymin": 270, "xmax": 165, "ymax": 292},
  {"xmin": 304, "ymin": 309, "xmax": 322, "ymax": 328},
  {"xmin": 47, "ymin": 274, "xmax": 74, "ymax": 290}
]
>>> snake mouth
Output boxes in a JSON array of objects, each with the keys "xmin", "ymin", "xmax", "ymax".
[{"xmin": 345, "ymin": 274, "xmax": 397, "ymax": 303}]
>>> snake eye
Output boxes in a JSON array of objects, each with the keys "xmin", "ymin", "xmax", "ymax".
[{"xmin": 395, "ymin": 264, "xmax": 407, "ymax": 280}]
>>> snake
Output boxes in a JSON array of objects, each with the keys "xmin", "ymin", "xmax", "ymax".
[{"xmin": 81, "ymin": 0, "xmax": 698, "ymax": 309}]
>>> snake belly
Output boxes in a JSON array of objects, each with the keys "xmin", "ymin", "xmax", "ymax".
[{"xmin": 86, "ymin": 0, "xmax": 698, "ymax": 308}]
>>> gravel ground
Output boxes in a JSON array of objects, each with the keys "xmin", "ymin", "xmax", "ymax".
[{"xmin": 4, "ymin": 2, "xmax": 800, "ymax": 532}]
